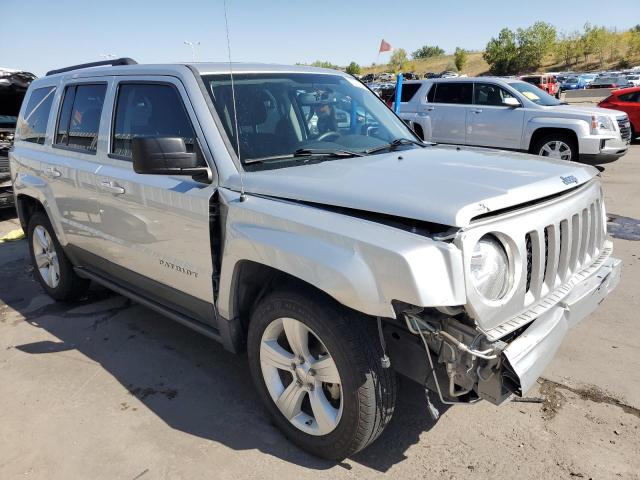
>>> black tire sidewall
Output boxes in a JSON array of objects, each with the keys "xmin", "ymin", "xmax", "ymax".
[{"xmin": 247, "ymin": 291, "xmax": 376, "ymax": 459}]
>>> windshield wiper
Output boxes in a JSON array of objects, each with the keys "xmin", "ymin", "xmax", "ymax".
[
  {"xmin": 364, "ymin": 138, "xmax": 427, "ymax": 155},
  {"xmin": 244, "ymin": 148, "xmax": 365, "ymax": 165}
]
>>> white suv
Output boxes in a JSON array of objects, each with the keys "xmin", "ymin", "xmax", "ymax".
[{"xmin": 397, "ymin": 77, "xmax": 631, "ymax": 162}]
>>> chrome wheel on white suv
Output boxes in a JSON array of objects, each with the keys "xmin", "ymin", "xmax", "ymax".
[
  {"xmin": 534, "ymin": 133, "xmax": 578, "ymax": 162},
  {"xmin": 247, "ymin": 288, "xmax": 397, "ymax": 460},
  {"xmin": 32, "ymin": 225, "xmax": 60, "ymax": 288}
]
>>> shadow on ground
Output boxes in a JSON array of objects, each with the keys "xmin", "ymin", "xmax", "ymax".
[{"xmin": 0, "ymin": 238, "xmax": 447, "ymax": 472}]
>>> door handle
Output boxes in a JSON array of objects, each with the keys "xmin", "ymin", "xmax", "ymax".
[
  {"xmin": 472, "ymin": 108, "xmax": 483, "ymax": 114},
  {"xmin": 99, "ymin": 180, "xmax": 125, "ymax": 195},
  {"xmin": 425, "ymin": 106, "xmax": 435, "ymax": 111},
  {"xmin": 44, "ymin": 167, "xmax": 61, "ymax": 178}
]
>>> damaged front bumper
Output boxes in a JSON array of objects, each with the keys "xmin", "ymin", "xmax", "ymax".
[
  {"xmin": 501, "ymin": 254, "xmax": 621, "ymax": 397},
  {"xmin": 387, "ymin": 252, "xmax": 621, "ymax": 406}
]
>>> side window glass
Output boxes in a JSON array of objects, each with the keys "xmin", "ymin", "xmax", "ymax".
[
  {"xmin": 474, "ymin": 83, "xmax": 518, "ymax": 106},
  {"xmin": 55, "ymin": 84, "xmax": 107, "ymax": 152},
  {"xmin": 426, "ymin": 84, "xmax": 436, "ymax": 102},
  {"xmin": 112, "ymin": 83, "xmax": 195, "ymax": 158},
  {"xmin": 398, "ymin": 83, "xmax": 421, "ymax": 102},
  {"xmin": 433, "ymin": 83, "xmax": 472, "ymax": 104},
  {"xmin": 18, "ymin": 87, "xmax": 56, "ymax": 144}
]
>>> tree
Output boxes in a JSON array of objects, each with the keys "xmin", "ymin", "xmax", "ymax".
[
  {"xmin": 516, "ymin": 21, "xmax": 556, "ymax": 72},
  {"xmin": 454, "ymin": 47, "xmax": 468, "ymax": 72},
  {"xmin": 310, "ymin": 60, "xmax": 339, "ymax": 69},
  {"xmin": 388, "ymin": 48, "xmax": 409, "ymax": 72},
  {"xmin": 556, "ymin": 31, "xmax": 581, "ymax": 67},
  {"xmin": 345, "ymin": 61, "xmax": 361, "ymax": 75},
  {"xmin": 412, "ymin": 45, "xmax": 445, "ymax": 59},
  {"xmin": 483, "ymin": 28, "xmax": 519, "ymax": 75}
]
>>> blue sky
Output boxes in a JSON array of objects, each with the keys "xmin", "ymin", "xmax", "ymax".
[{"xmin": 1, "ymin": 0, "xmax": 636, "ymax": 76}]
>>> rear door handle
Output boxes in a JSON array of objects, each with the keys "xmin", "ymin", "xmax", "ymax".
[
  {"xmin": 425, "ymin": 106, "xmax": 435, "ymax": 111},
  {"xmin": 472, "ymin": 108, "xmax": 483, "ymax": 114},
  {"xmin": 99, "ymin": 180, "xmax": 125, "ymax": 195},
  {"xmin": 44, "ymin": 167, "xmax": 61, "ymax": 178}
]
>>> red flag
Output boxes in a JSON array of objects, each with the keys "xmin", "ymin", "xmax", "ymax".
[{"xmin": 379, "ymin": 39, "xmax": 392, "ymax": 53}]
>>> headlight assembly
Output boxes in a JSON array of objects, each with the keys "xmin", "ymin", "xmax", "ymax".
[
  {"xmin": 591, "ymin": 114, "xmax": 614, "ymax": 133},
  {"xmin": 470, "ymin": 234, "xmax": 510, "ymax": 300}
]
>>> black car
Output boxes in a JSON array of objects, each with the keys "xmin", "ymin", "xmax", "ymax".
[
  {"xmin": 0, "ymin": 69, "xmax": 36, "ymax": 209},
  {"xmin": 587, "ymin": 76, "xmax": 631, "ymax": 89}
]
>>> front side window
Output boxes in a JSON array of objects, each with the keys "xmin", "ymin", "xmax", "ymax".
[
  {"xmin": 112, "ymin": 83, "xmax": 195, "ymax": 158},
  {"xmin": 510, "ymin": 81, "xmax": 560, "ymax": 106},
  {"xmin": 201, "ymin": 72, "xmax": 416, "ymax": 169},
  {"xmin": 17, "ymin": 86, "xmax": 56, "ymax": 144},
  {"xmin": 473, "ymin": 83, "xmax": 518, "ymax": 106},
  {"xmin": 432, "ymin": 82, "xmax": 473, "ymax": 104},
  {"xmin": 56, "ymin": 84, "xmax": 107, "ymax": 152}
]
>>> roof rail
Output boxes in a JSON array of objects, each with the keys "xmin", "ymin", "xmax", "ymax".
[{"xmin": 45, "ymin": 57, "xmax": 138, "ymax": 76}]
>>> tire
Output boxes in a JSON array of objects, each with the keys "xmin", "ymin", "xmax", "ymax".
[
  {"xmin": 533, "ymin": 133, "xmax": 578, "ymax": 162},
  {"xmin": 27, "ymin": 211, "xmax": 90, "ymax": 301},
  {"xmin": 247, "ymin": 287, "xmax": 397, "ymax": 460}
]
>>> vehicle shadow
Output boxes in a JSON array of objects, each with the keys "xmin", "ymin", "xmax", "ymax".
[{"xmin": 0, "ymin": 239, "xmax": 447, "ymax": 472}]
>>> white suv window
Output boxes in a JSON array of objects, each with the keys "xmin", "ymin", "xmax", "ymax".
[
  {"xmin": 473, "ymin": 83, "xmax": 518, "ymax": 106},
  {"xmin": 17, "ymin": 86, "xmax": 56, "ymax": 145},
  {"xmin": 55, "ymin": 84, "xmax": 107, "ymax": 153}
]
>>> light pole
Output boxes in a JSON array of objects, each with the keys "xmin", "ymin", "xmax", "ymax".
[{"xmin": 183, "ymin": 41, "xmax": 200, "ymax": 62}]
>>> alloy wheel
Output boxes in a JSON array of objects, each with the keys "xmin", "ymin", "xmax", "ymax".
[
  {"xmin": 260, "ymin": 317, "xmax": 343, "ymax": 436},
  {"xmin": 32, "ymin": 225, "xmax": 60, "ymax": 288},
  {"xmin": 539, "ymin": 140, "xmax": 572, "ymax": 161}
]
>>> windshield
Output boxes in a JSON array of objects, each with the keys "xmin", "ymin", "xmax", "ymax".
[
  {"xmin": 510, "ymin": 80, "xmax": 561, "ymax": 106},
  {"xmin": 201, "ymin": 73, "xmax": 417, "ymax": 169}
]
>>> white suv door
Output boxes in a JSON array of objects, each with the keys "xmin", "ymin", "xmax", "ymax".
[
  {"xmin": 466, "ymin": 82, "xmax": 525, "ymax": 149},
  {"xmin": 425, "ymin": 81, "xmax": 473, "ymax": 144}
]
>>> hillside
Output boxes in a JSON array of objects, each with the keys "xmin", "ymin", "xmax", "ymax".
[
  {"xmin": 360, "ymin": 51, "xmax": 640, "ymax": 78},
  {"xmin": 361, "ymin": 52, "xmax": 489, "ymax": 77}
]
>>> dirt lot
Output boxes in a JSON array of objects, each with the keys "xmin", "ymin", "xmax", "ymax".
[{"xmin": 0, "ymin": 147, "xmax": 639, "ymax": 480}]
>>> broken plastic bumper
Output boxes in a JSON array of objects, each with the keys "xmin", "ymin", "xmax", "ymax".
[{"xmin": 502, "ymin": 254, "xmax": 621, "ymax": 396}]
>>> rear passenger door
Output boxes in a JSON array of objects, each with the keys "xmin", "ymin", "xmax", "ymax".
[
  {"xmin": 427, "ymin": 82, "xmax": 472, "ymax": 144},
  {"xmin": 94, "ymin": 77, "xmax": 217, "ymax": 326},
  {"xmin": 45, "ymin": 81, "xmax": 109, "ymax": 253}
]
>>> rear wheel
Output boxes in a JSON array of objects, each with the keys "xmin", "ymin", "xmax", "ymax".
[
  {"xmin": 27, "ymin": 212, "xmax": 89, "ymax": 300},
  {"xmin": 533, "ymin": 133, "xmax": 577, "ymax": 162},
  {"xmin": 247, "ymin": 288, "xmax": 397, "ymax": 459}
]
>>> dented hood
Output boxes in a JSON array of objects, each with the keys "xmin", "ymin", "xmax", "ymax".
[{"xmin": 231, "ymin": 145, "xmax": 599, "ymax": 227}]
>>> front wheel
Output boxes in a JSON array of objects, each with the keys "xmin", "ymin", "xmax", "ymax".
[
  {"xmin": 247, "ymin": 288, "xmax": 397, "ymax": 459},
  {"xmin": 533, "ymin": 134, "xmax": 578, "ymax": 162}
]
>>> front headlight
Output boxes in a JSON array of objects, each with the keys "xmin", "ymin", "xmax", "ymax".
[
  {"xmin": 591, "ymin": 114, "xmax": 614, "ymax": 133},
  {"xmin": 470, "ymin": 235, "xmax": 510, "ymax": 300}
]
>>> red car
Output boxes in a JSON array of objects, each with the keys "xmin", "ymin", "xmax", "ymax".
[
  {"xmin": 598, "ymin": 86, "xmax": 640, "ymax": 142},
  {"xmin": 520, "ymin": 74, "xmax": 559, "ymax": 97}
]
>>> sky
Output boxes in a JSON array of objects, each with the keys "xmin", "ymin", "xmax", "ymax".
[{"xmin": 1, "ymin": 0, "xmax": 636, "ymax": 77}]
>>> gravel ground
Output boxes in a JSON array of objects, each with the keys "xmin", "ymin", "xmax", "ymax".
[{"xmin": 0, "ymin": 146, "xmax": 639, "ymax": 480}]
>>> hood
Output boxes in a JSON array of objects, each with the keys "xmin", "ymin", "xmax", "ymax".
[
  {"xmin": 553, "ymin": 104, "xmax": 626, "ymax": 118},
  {"xmin": 230, "ymin": 145, "xmax": 598, "ymax": 227}
]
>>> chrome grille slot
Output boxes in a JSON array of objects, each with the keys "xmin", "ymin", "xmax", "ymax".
[
  {"xmin": 617, "ymin": 117, "xmax": 631, "ymax": 141},
  {"xmin": 525, "ymin": 233, "xmax": 532, "ymax": 292},
  {"xmin": 579, "ymin": 208, "xmax": 589, "ymax": 265},
  {"xmin": 570, "ymin": 213, "xmax": 580, "ymax": 273},
  {"xmin": 544, "ymin": 225, "xmax": 560, "ymax": 289},
  {"xmin": 557, "ymin": 219, "xmax": 570, "ymax": 281}
]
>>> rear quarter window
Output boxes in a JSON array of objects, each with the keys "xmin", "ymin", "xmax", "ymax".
[
  {"xmin": 397, "ymin": 83, "xmax": 421, "ymax": 102},
  {"xmin": 432, "ymin": 82, "xmax": 473, "ymax": 104},
  {"xmin": 17, "ymin": 86, "xmax": 56, "ymax": 144}
]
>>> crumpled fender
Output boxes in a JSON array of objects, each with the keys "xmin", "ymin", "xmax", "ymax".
[{"xmin": 216, "ymin": 189, "xmax": 466, "ymax": 319}]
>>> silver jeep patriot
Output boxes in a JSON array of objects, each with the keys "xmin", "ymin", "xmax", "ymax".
[{"xmin": 9, "ymin": 59, "xmax": 621, "ymax": 459}]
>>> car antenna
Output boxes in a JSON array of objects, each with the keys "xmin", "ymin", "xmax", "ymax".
[{"xmin": 223, "ymin": 0, "xmax": 246, "ymax": 202}]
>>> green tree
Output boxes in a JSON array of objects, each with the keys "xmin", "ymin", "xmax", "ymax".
[
  {"xmin": 310, "ymin": 60, "xmax": 339, "ymax": 69},
  {"xmin": 483, "ymin": 28, "xmax": 519, "ymax": 75},
  {"xmin": 454, "ymin": 47, "xmax": 468, "ymax": 72},
  {"xmin": 412, "ymin": 45, "xmax": 445, "ymax": 59},
  {"xmin": 516, "ymin": 21, "xmax": 557, "ymax": 72},
  {"xmin": 345, "ymin": 61, "xmax": 361, "ymax": 75},
  {"xmin": 388, "ymin": 48, "xmax": 409, "ymax": 72},
  {"xmin": 556, "ymin": 31, "xmax": 581, "ymax": 67}
]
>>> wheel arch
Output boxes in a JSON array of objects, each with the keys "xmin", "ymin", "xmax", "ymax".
[{"xmin": 528, "ymin": 127, "xmax": 579, "ymax": 155}]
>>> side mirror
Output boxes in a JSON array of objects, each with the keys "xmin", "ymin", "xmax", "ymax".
[
  {"xmin": 503, "ymin": 97, "xmax": 521, "ymax": 108},
  {"xmin": 132, "ymin": 137, "xmax": 211, "ymax": 182}
]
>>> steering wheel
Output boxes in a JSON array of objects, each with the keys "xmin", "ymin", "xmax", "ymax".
[{"xmin": 316, "ymin": 131, "xmax": 341, "ymax": 142}]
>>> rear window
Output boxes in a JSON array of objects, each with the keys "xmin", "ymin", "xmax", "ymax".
[
  {"xmin": 55, "ymin": 83, "xmax": 107, "ymax": 153},
  {"xmin": 521, "ymin": 76, "xmax": 541, "ymax": 84},
  {"xmin": 618, "ymin": 92, "xmax": 640, "ymax": 102},
  {"xmin": 17, "ymin": 87, "xmax": 56, "ymax": 144},
  {"xmin": 397, "ymin": 83, "xmax": 421, "ymax": 102},
  {"xmin": 432, "ymin": 82, "xmax": 472, "ymax": 104}
]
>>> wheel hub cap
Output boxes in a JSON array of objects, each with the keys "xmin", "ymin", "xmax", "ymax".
[{"xmin": 32, "ymin": 225, "xmax": 60, "ymax": 289}]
